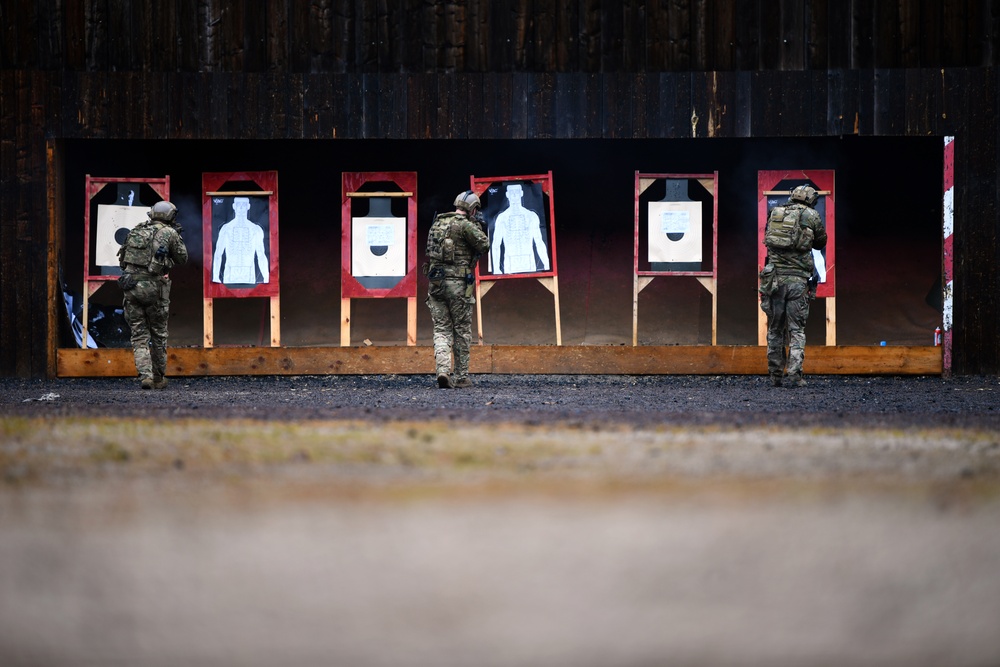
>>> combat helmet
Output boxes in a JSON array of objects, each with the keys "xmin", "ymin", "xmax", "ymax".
[
  {"xmin": 453, "ymin": 190, "xmax": 481, "ymax": 213},
  {"xmin": 789, "ymin": 185, "xmax": 819, "ymax": 207},
  {"xmin": 148, "ymin": 200, "xmax": 178, "ymax": 223}
]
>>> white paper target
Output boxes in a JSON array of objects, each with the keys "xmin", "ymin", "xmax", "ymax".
[
  {"xmin": 647, "ymin": 201, "xmax": 702, "ymax": 263},
  {"xmin": 352, "ymin": 216, "xmax": 406, "ymax": 277},
  {"xmin": 96, "ymin": 204, "xmax": 151, "ymax": 267}
]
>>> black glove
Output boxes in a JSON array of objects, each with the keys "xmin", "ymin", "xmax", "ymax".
[
  {"xmin": 472, "ymin": 211, "xmax": 485, "ymax": 230},
  {"xmin": 117, "ymin": 273, "xmax": 137, "ymax": 291}
]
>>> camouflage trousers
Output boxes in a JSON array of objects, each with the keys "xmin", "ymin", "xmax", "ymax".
[
  {"xmin": 760, "ymin": 277, "xmax": 810, "ymax": 378},
  {"xmin": 426, "ymin": 278, "xmax": 474, "ymax": 379},
  {"xmin": 123, "ymin": 278, "xmax": 171, "ymax": 381}
]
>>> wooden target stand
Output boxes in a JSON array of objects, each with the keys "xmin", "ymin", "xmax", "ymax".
[
  {"xmin": 757, "ymin": 170, "xmax": 837, "ymax": 346},
  {"xmin": 202, "ymin": 171, "xmax": 281, "ymax": 348},
  {"xmin": 80, "ymin": 175, "xmax": 170, "ymax": 348},
  {"xmin": 633, "ymin": 172, "xmax": 719, "ymax": 346},
  {"xmin": 340, "ymin": 172, "xmax": 419, "ymax": 347},
  {"xmin": 471, "ymin": 172, "xmax": 562, "ymax": 346}
]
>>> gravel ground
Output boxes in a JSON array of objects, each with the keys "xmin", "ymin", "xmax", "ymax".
[
  {"xmin": 3, "ymin": 373, "xmax": 1000, "ymax": 429},
  {"xmin": 2, "ymin": 373, "xmax": 1000, "ymax": 667}
]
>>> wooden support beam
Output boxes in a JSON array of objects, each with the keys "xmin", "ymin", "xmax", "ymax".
[{"xmin": 57, "ymin": 345, "xmax": 943, "ymax": 378}]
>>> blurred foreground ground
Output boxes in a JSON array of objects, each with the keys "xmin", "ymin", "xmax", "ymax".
[{"xmin": 1, "ymin": 374, "xmax": 999, "ymax": 666}]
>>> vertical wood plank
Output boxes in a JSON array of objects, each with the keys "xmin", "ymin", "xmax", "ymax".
[
  {"xmin": 873, "ymin": 0, "xmax": 900, "ymax": 67},
  {"xmin": 733, "ymin": 0, "xmax": 759, "ymax": 70},
  {"xmin": 536, "ymin": 0, "xmax": 558, "ymax": 71},
  {"xmin": 779, "ymin": 0, "xmax": 806, "ymax": 70},
  {"xmin": 897, "ymin": 0, "xmax": 921, "ymax": 67},
  {"xmin": 733, "ymin": 70, "xmax": 752, "ymax": 137},
  {"xmin": 483, "ymin": 73, "xmax": 512, "ymax": 139},
  {"xmin": 632, "ymin": 72, "xmax": 653, "ymax": 139},
  {"xmin": 963, "ymin": 68, "xmax": 998, "ymax": 372},
  {"xmin": 528, "ymin": 72, "xmax": 556, "ymax": 139},
  {"xmin": 805, "ymin": 0, "xmax": 828, "ymax": 70},
  {"xmin": 603, "ymin": 73, "xmax": 633, "ymax": 138},
  {"xmin": 511, "ymin": 72, "xmax": 528, "ymax": 139},
  {"xmin": 0, "ymin": 71, "xmax": 15, "ymax": 374},
  {"xmin": 852, "ymin": 0, "xmax": 875, "ymax": 69},
  {"xmin": 580, "ymin": 0, "xmax": 601, "ymax": 72},
  {"xmin": 709, "ymin": 0, "xmax": 736, "ymax": 71},
  {"xmin": 554, "ymin": 0, "xmax": 579, "ymax": 71},
  {"xmin": 824, "ymin": 0, "xmax": 851, "ymax": 68},
  {"xmin": 666, "ymin": 0, "xmax": 693, "ymax": 71},
  {"xmin": 826, "ymin": 68, "xmax": 859, "ymax": 136},
  {"xmin": 856, "ymin": 68, "xmax": 875, "ymax": 135},
  {"xmin": 176, "ymin": 0, "xmax": 200, "ymax": 72},
  {"xmin": 872, "ymin": 68, "xmax": 906, "ymax": 135},
  {"xmin": 659, "ymin": 71, "xmax": 691, "ymax": 138},
  {"xmin": 600, "ymin": 0, "xmax": 625, "ymax": 72},
  {"xmin": 690, "ymin": 0, "xmax": 709, "ymax": 71},
  {"xmin": 758, "ymin": 0, "xmax": 781, "ymax": 70}
]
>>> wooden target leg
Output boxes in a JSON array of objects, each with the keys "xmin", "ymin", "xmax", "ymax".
[
  {"xmin": 341, "ymin": 298, "xmax": 351, "ymax": 347},
  {"xmin": 270, "ymin": 296, "xmax": 280, "ymax": 347},
  {"xmin": 407, "ymin": 296, "xmax": 417, "ymax": 346},
  {"xmin": 203, "ymin": 298, "xmax": 214, "ymax": 348}
]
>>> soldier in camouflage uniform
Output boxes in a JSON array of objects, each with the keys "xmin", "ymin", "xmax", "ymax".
[
  {"xmin": 759, "ymin": 184, "xmax": 827, "ymax": 388},
  {"xmin": 117, "ymin": 200, "xmax": 188, "ymax": 390},
  {"xmin": 425, "ymin": 190, "xmax": 490, "ymax": 388}
]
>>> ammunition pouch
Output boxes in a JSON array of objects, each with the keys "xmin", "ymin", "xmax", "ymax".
[{"xmin": 758, "ymin": 263, "xmax": 778, "ymax": 296}]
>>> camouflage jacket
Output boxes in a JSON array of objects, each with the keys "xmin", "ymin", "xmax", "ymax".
[
  {"xmin": 426, "ymin": 212, "xmax": 490, "ymax": 279},
  {"xmin": 766, "ymin": 204, "xmax": 827, "ymax": 280},
  {"xmin": 118, "ymin": 221, "xmax": 189, "ymax": 278}
]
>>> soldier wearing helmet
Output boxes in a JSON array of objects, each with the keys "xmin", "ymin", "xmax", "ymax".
[
  {"xmin": 424, "ymin": 190, "xmax": 490, "ymax": 388},
  {"xmin": 117, "ymin": 199, "xmax": 188, "ymax": 390},
  {"xmin": 759, "ymin": 184, "xmax": 827, "ymax": 388}
]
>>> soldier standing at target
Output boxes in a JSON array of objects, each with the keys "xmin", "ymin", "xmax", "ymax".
[
  {"xmin": 424, "ymin": 190, "xmax": 490, "ymax": 388},
  {"xmin": 759, "ymin": 185, "xmax": 827, "ymax": 388},
  {"xmin": 117, "ymin": 201, "xmax": 188, "ymax": 390}
]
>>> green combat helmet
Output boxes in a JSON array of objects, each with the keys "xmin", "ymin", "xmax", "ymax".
[
  {"xmin": 453, "ymin": 190, "xmax": 481, "ymax": 213},
  {"xmin": 789, "ymin": 184, "xmax": 818, "ymax": 207}
]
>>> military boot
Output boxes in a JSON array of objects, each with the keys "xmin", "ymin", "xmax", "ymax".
[
  {"xmin": 152, "ymin": 376, "xmax": 169, "ymax": 390},
  {"xmin": 786, "ymin": 374, "xmax": 807, "ymax": 388},
  {"xmin": 452, "ymin": 377, "xmax": 473, "ymax": 389},
  {"xmin": 437, "ymin": 373, "xmax": 454, "ymax": 389},
  {"xmin": 140, "ymin": 376, "xmax": 154, "ymax": 390},
  {"xmin": 769, "ymin": 373, "xmax": 783, "ymax": 387}
]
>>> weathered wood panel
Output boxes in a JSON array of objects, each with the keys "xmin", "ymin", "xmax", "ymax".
[
  {"xmin": 56, "ymin": 345, "xmax": 944, "ymax": 378},
  {"xmin": 1, "ymin": 1, "xmax": 999, "ymax": 379},
  {"xmin": 1, "ymin": 1, "xmax": 997, "ymax": 74}
]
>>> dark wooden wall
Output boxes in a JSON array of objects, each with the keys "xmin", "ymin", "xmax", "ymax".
[
  {"xmin": 2, "ymin": 1, "xmax": 999, "ymax": 376},
  {"xmin": 3, "ymin": 0, "xmax": 997, "ymax": 72}
]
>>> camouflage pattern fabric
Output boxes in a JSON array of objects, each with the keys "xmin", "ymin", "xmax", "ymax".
[
  {"xmin": 760, "ymin": 276, "xmax": 810, "ymax": 379},
  {"xmin": 425, "ymin": 210, "xmax": 489, "ymax": 382},
  {"xmin": 119, "ymin": 222, "xmax": 188, "ymax": 386},
  {"xmin": 765, "ymin": 204, "xmax": 827, "ymax": 279},
  {"xmin": 761, "ymin": 198, "xmax": 827, "ymax": 384},
  {"xmin": 123, "ymin": 279, "xmax": 171, "ymax": 382},
  {"xmin": 426, "ymin": 279, "xmax": 475, "ymax": 379}
]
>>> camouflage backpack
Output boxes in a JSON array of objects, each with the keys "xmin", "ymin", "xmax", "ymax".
[
  {"xmin": 425, "ymin": 213, "xmax": 461, "ymax": 265},
  {"xmin": 764, "ymin": 205, "xmax": 814, "ymax": 252},
  {"xmin": 118, "ymin": 221, "xmax": 165, "ymax": 272}
]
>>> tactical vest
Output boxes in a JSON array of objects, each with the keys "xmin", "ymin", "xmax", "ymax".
[
  {"xmin": 426, "ymin": 213, "xmax": 464, "ymax": 266},
  {"xmin": 119, "ymin": 221, "xmax": 167, "ymax": 275},
  {"xmin": 764, "ymin": 204, "xmax": 814, "ymax": 253}
]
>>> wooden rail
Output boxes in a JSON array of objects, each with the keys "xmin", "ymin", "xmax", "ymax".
[{"xmin": 57, "ymin": 345, "xmax": 942, "ymax": 378}]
